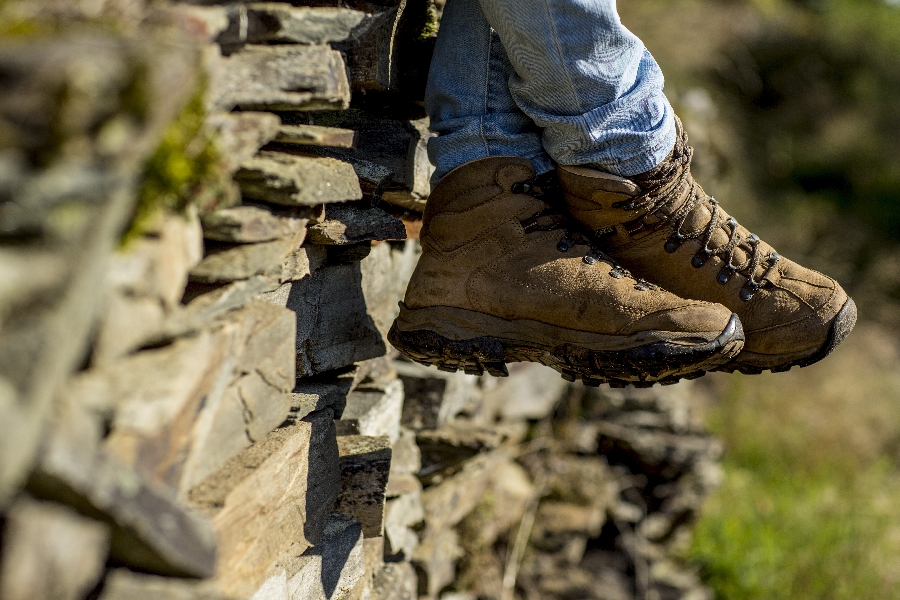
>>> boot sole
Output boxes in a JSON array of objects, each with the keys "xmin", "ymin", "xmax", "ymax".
[
  {"xmin": 717, "ymin": 297, "xmax": 857, "ymax": 375},
  {"xmin": 388, "ymin": 304, "xmax": 744, "ymax": 387}
]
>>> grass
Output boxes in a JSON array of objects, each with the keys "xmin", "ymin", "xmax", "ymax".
[{"xmin": 687, "ymin": 326, "xmax": 900, "ymax": 599}]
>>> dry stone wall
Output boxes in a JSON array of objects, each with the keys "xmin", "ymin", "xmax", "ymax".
[{"xmin": 0, "ymin": 1, "xmax": 718, "ymax": 599}]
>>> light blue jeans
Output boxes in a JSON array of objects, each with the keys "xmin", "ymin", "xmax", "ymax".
[{"xmin": 425, "ymin": 0, "xmax": 677, "ymax": 182}]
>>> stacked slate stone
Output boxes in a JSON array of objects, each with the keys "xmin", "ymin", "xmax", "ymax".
[{"xmin": 0, "ymin": 0, "xmax": 721, "ymax": 599}]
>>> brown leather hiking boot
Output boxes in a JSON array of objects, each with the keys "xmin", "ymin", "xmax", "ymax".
[
  {"xmin": 556, "ymin": 120, "xmax": 857, "ymax": 374},
  {"xmin": 388, "ymin": 156, "xmax": 745, "ymax": 387}
]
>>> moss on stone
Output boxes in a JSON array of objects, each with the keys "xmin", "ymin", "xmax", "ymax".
[{"xmin": 122, "ymin": 82, "xmax": 220, "ymax": 245}]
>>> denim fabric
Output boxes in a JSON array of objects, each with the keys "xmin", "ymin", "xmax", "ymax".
[{"xmin": 425, "ymin": 0, "xmax": 677, "ymax": 182}]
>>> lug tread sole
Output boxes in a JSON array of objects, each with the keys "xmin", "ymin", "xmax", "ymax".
[{"xmin": 388, "ymin": 314, "xmax": 744, "ymax": 388}]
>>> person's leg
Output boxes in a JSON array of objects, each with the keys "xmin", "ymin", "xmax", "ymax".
[
  {"xmin": 394, "ymin": 0, "xmax": 744, "ymax": 386},
  {"xmin": 476, "ymin": 0, "xmax": 676, "ymax": 177},
  {"xmin": 425, "ymin": 0, "xmax": 553, "ymax": 182}
]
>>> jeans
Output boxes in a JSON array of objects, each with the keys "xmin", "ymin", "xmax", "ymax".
[{"xmin": 425, "ymin": 0, "xmax": 677, "ymax": 182}]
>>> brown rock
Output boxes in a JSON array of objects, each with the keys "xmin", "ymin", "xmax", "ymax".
[
  {"xmin": 0, "ymin": 497, "xmax": 109, "ymax": 600},
  {"xmin": 104, "ymin": 300, "xmax": 296, "ymax": 494},
  {"xmin": 334, "ymin": 436, "xmax": 392, "ymax": 538},
  {"xmin": 189, "ymin": 410, "xmax": 341, "ymax": 598}
]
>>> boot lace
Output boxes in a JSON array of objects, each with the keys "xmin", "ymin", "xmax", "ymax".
[
  {"xmin": 624, "ymin": 138, "xmax": 780, "ymax": 301},
  {"xmin": 513, "ymin": 174, "xmax": 656, "ymax": 292}
]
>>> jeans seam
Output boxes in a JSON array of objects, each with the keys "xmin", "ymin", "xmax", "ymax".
[
  {"xmin": 539, "ymin": 0, "xmax": 582, "ymax": 116},
  {"xmin": 479, "ymin": 30, "xmax": 493, "ymax": 157}
]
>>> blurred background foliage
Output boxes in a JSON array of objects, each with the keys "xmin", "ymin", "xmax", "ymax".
[{"xmin": 620, "ymin": 0, "xmax": 900, "ymax": 597}]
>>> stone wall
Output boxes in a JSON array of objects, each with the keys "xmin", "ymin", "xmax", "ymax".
[{"xmin": 0, "ymin": 1, "xmax": 719, "ymax": 599}]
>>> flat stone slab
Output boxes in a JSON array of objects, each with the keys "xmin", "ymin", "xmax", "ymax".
[
  {"xmin": 217, "ymin": 5, "xmax": 367, "ymax": 46},
  {"xmin": 190, "ymin": 230, "xmax": 307, "ymax": 283},
  {"xmin": 306, "ymin": 204, "xmax": 406, "ymax": 246},
  {"xmin": 212, "ymin": 44, "xmax": 350, "ymax": 111},
  {"xmin": 200, "ymin": 204, "xmax": 311, "ymax": 243},
  {"xmin": 334, "ymin": 435, "xmax": 392, "ymax": 538},
  {"xmin": 275, "ymin": 124, "xmax": 357, "ymax": 148},
  {"xmin": 236, "ymin": 151, "xmax": 361, "ymax": 206}
]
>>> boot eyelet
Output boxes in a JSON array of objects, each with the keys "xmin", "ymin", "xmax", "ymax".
[
  {"xmin": 739, "ymin": 288, "xmax": 754, "ymax": 301},
  {"xmin": 609, "ymin": 269, "xmax": 623, "ymax": 279},
  {"xmin": 634, "ymin": 283, "xmax": 648, "ymax": 291},
  {"xmin": 557, "ymin": 236, "xmax": 573, "ymax": 253},
  {"xmin": 664, "ymin": 232, "xmax": 685, "ymax": 254},
  {"xmin": 747, "ymin": 233, "xmax": 760, "ymax": 244},
  {"xmin": 511, "ymin": 181, "xmax": 533, "ymax": 195},
  {"xmin": 583, "ymin": 254, "xmax": 597, "ymax": 265},
  {"xmin": 717, "ymin": 263, "xmax": 736, "ymax": 285},
  {"xmin": 691, "ymin": 249, "xmax": 712, "ymax": 268},
  {"xmin": 727, "ymin": 217, "xmax": 738, "ymax": 229}
]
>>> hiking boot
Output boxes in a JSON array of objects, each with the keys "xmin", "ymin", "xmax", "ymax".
[
  {"xmin": 388, "ymin": 156, "xmax": 745, "ymax": 387},
  {"xmin": 556, "ymin": 119, "xmax": 857, "ymax": 374}
]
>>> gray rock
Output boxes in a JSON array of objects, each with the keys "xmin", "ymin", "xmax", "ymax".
[
  {"xmin": 0, "ymin": 497, "xmax": 109, "ymax": 600},
  {"xmin": 478, "ymin": 362, "xmax": 569, "ymax": 422},
  {"xmin": 30, "ymin": 412, "xmax": 217, "ymax": 578},
  {"xmin": 336, "ymin": 379, "xmax": 404, "ymax": 444},
  {"xmin": 411, "ymin": 528, "xmax": 463, "ymax": 599},
  {"xmin": 285, "ymin": 381, "xmax": 353, "ymax": 426},
  {"xmin": 213, "ymin": 44, "xmax": 350, "ymax": 111},
  {"xmin": 237, "ymin": 151, "xmax": 361, "ymax": 206},
  {"xmin": 282, "ymin": 244, "xmax": 329, "ymax": 282},
  {"xmin": 283, "ymin": 263, "xmax": 387, "ymax": 377},
  {"xmin": 218, "ymin": 5, "xmax": 367, "ymax": 46},
  {"xmin": 384, "ymin": 490, "xmax": 423, "ymax": 560},
  {"xmin": 386, "ymin": 427, "xmax": 422, "ymax": 498},
  {"xmin": 371, "ymin": 563, "xmax": 417, "ymax": 600},
  {"xmin": 307, "ymin": 205, "xmax": 406, "ymax": 246},
  {"xmin": 334, "ymin": 436, "xmax": 392, "ymax": 538},
  {"xmin": 98, "ymin": 569, "xmax": 226, "ymax": 600},
  {"xmin": 394, "ymin": 361, "xmax": 477, "ymax": 431},
  {"xmin": 189, "ymin": 410, "xmax": 341, "ymax": 598},
  {"xmin": 206, "ymin": 111, "xmax": 282, "ymax": 172},
  {"xmin": 165, "ymin": 275, "xmax": 283, "ymax": 340},
  {"xmin": 276, "ymin": 124, "xmax": 357, "ymax": 149},
  {"xmin": 416, "ymin": 421, "xmax": 507, "ymax": 484}
]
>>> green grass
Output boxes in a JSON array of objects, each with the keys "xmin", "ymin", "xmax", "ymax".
[{"xmin": 687, "ymin": 327, "xmax": 900, "ymax": 599}]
